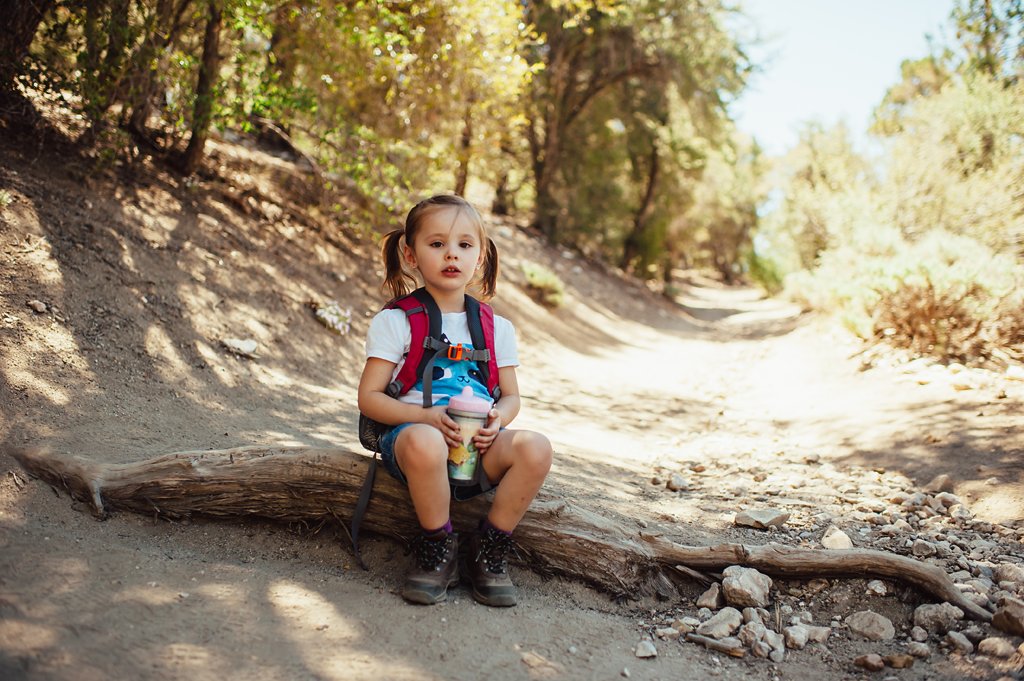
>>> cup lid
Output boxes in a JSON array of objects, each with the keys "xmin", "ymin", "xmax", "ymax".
[{"xmin": 447, "ymin": 386, "xmax": 492, "ymax": 413}]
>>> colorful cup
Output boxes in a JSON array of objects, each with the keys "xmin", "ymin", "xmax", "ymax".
[{"xmin": 446, "ymin": 387, "xmax": 492, "ymax": 485}]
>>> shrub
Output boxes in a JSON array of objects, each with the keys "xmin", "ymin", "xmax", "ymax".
[{"xmin": 520, "ymin": 262, "xmax": 566, "ymax": 308}]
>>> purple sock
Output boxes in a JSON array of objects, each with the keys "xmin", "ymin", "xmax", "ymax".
[
  {"xmin": 423, "ymin": 519, "xmax": 452, "ymax": 537},
  {"xmin": 482, "ymin": 517, "xmax": 512, "ymax": 536}
]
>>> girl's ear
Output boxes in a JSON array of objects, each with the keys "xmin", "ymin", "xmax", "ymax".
[{"xmin": 403, "ymin": 242, "xmax": 418, "ymax": 269}]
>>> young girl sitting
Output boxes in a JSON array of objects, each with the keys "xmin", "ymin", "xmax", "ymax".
[{"xmin": 357, "ymin": 194, "xmax": 552, "ymax": 607}]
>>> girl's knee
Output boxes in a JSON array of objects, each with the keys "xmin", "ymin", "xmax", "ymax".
[
  {"xmin": 397, "ymin": 426, "xmax": 447, "ymax": 473},
  {"xmin": 517, "ymin": 431, "xmax": 553, "ymax": 477}
]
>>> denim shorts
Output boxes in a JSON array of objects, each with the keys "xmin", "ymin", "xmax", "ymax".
[{"xmin": 379, "ymin": 423, "xmax": 499, "ymax": 502}]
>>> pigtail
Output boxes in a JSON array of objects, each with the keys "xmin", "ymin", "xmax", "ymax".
[
  {"xmin": 381, "ymin": 228, "xmax": 415, "ymax": 303},
  {"xmin": 476, "ymin": 237, "xmax": 500, "ymax": 302}
]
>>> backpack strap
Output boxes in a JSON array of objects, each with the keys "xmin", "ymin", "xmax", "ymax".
[
  {"xmin": 465, "ymin": 295, "xmax": 502, "ymax": 401},
  {"xmin": 349, "ymin": 451, "xmax": 376, "ymax": 570},
  {"xmin": 385, "ymin": 289, "xmax": 442, "ymax": 401}
]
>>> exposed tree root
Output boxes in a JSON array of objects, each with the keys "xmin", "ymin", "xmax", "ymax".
[{"xmin": 8, "ymin": 445, "xmax": 992, "ymax": 622}]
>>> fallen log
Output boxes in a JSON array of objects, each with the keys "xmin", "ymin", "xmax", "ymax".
[{"xmin": 8, "ymin": 445, "xmax": 991, "ymax": 622}]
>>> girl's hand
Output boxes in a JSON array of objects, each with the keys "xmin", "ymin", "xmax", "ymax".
[
  {"xmin": 473, "ymin": 409, "xmax": 502, "ymax": 454},
  {"xmin": 421, "ymin": 405, "xmax": 462, "ymax": 449}
]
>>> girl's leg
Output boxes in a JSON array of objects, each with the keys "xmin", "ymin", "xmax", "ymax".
[
  {"xmin": 393, "ymin": 424, "xmax": 451, "ymax": 529},
  {"xmin": 480, "ymin": 429, "xmax": 553, "ymax": 531},
  {"xmin": 393, "ymin": 424, "xmax": 458, "ymax": 605}
]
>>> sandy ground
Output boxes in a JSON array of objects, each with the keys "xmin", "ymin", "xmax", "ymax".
[{"xmin": 1, "ymin": 125, "xmax": 1023, "ymax": 681}]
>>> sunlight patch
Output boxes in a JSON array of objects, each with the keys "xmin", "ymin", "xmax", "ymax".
[
  {"xmin": 146, "ymin": 325, "xmax": 194, "ymax": 382},
  {"xmin": 0, "ymin": 620, "xmax": 59, "ymax": 654}
]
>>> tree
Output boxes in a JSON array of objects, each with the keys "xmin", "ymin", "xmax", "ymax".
[
  {"xmin": 177, "ymin": 0, "xmax": 222, "ymax": 174},
  {"xmin": 0, "ymin": 0, "xmax": 57, "ymax": 92}
]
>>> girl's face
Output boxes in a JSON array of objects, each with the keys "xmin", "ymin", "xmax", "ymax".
[{"xmin": 404, "ymin": 207, "xmax": 484, "ymax": 297}]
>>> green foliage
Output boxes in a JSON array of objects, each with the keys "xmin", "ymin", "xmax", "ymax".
[
  {"xmin": 521, "ymin": 262, "xmax": 566, "ymax": 308},
  {"xmin": 0, "ymin": 189, "xmax": 13, "ymax": 208}
]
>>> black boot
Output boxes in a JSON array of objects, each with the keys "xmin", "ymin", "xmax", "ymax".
[
  {"xmin": 466, "ymin": 527, "xmax": 516, "ymax": 607},
  {"xmin": 402, "ymin": 532, "xmax": 459, "ymax": 605}
]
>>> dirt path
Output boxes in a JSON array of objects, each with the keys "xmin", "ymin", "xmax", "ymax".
[{"xmin": 2, "ymin": 137, "xmax": 1023, "ymax": 681}]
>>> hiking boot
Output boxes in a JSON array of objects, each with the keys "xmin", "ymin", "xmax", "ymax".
[
  {"xmin": 466, "ymin": 527, "xmax": 517, "ymax": 607},
  {"xmin": 402, "ymin": 532, "xmax": 459, "ymax": 605}
]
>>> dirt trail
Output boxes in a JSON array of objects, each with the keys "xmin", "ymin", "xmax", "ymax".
[{"xmin": 2, "ymin": 134, "xmax": 1023, "ymax": 681}]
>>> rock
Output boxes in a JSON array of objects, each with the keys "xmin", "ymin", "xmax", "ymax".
[
  {"xmin": 734, "ymin": 509, "xmax": 790, "ymax": 530},
  {"xmin": 995, "ymin": 563, "xmax": 1024, "ymax": 585},
  {"xmin": 949, "ymin": 505, "xmax": 973, "ymax": 522},
  {"xmin": 922, "ymin": 474, "xmax": 954, "ymax": 493},
  {"xmin": 821, "ymin": 526, "xmax": 853, "ymax": 550},
  {"xmin": 847, "ymin": 610, "xmax": 895, "ymax": 641},
  {"xmin": 737, "ymin": 621, "xmax": 766, "ymax": 647},
  {"xmin": 934, "ymin": 492, "xmax": 959, "ymax": 508},
  {"xmin": 882, "ymin": 654, "xmax": 914, "ymax": 669},
  {"xmin": 697, "ymin": 607, "xmax": 713, "ymax": 622},
  {"xmin": 978, "ymin": 637, "xmax": 1017, "ymax": 658},
  {"xmin": 992, "ymin": 602, "xmax": 1024, "ymax": 636},
  {"xmin": 671, "ymin": 617, "xmax": 699, "ymax": 635},
  {"xmin": 696, "ymin": 607, "xmax": 743, "ymax": 640},
  {"xmin": 763, "ymin": 629, "xmax": 785, "ymax": 653},
  {"xmin": 913, "ymin": 603, "xmax": 964, "ymax": 634},
  {"xmin": 27, "ymin": 300, "xmax": 47, "ymax": 313},
  {"xmin": 890, "ymin": 491, "xmax": 911, "ymax": 505},
  {"xmin": 945, "ymin": 631, "xmax": 974, "ymax": 654},
  {"xmin": 750, "ymin": 640, "xmax": 771, "ymax": 658},
  {"xmin": 854, "ymin": 654, "xmax": 885, "ymax": 671},
  {"xmin": 721, "ymin": 566, "xmax": 773, "ymax": 608},
  {"xmin": 221, "ymin": 338, "xmax": 259, "ymax": 359},
  {"xmin": 867, "ymin": 579, "xmax": 887, "ymax": 595},
  {"xmin": 654, "ymin": 627, "xmax": 679, "ymax": 640},
  {"xmin": 769, "ymin": 649, "xmax": 784, "ymax": 663},
  {"xmin": 783, "ymin": 625, "xmax": 809, "ymax": 650},
  {"xmin": 741, "ymin": 607, "xmax": 760, "ymax": 624},
  {"xmin": 650, "ymin": 475, "xmax": 664, "ymax": 486},
  {"xmin": 910, "ymin": 626, "xmax": 928, "ymax": 642},
  {"xmin": 912, "ymin": 539, "xmax": 937, "ymax": 557},
  {"xmin": 907, "ymin": 641, "xmax": 930, "ymax": 658},
  {"xmin": 961, "ymin": 626, "xmax": 985, "ymax": 644},
  {"xmin": 806, "ymin": 626, "xmax": 831, "ymax": 643},
  {"xmin": 696, "ymin": 583, "xmax": 725, "ymax": 609},
  {"xmin": 635, "ymin": 640, "xmax": 657, "ymax": 658},
  {"xmin": 666, "ymin": 473, "xmax": 690, "ymax": 492}
]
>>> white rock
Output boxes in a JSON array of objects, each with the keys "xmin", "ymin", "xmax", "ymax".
[
  {"xmin": 907, "ymin": 641, "xmax": 930, "ymax": 658},
  {"xmin": 721, "ymin": 566, "xmax": 773, "ymax": 608},
  {"xmin": 866, "ymin": 580, "xmax": 887, "ymax": 595},
  {"xmin": 910, "ymin": 626, "xmax": 928, "ymax": 642},
  {"xmin": 27, "ymin": 299, "xmax": 47, "ymax": 313},
  {"xmin": 1006, "ymin": 365, "xmax": 1024, "ymax": 381},
  {"xmin": 221, "ymin": 338, "xmax": 259, "ymax": 358},
  {"xmin": 912, "ymin": 539, "xmax": 937, "ymax": 557},
  {"xmin": 750, "ymin": 640, "xmax": 772, "ymax": 658},
  {"xmin": 734, "ymin": 509, "xmax": 790, "ymax": 530},
  {"xmin": 696, "ymin": 583, "xmax": 724, "ymax": 609},
  {"xmin": 945, "ymin": 630, "xmax": 974, "ymax": 654},
  {"xmin": 846, "ymin": 610, "xmax": 895, "ymax": 641},
  {"xmin": 821, "ymin": 526, "xmax": 853, "ymax": 550},
  {"xmin": 670, "ymin": 617, "xmax": 699, "ymax": 635},
  {"xmin": 806, "ymin": 626, "xmax": 831, "ymax": 643},
  {"xmin": 696, "ymin": 607, "xmax": 743, "ymax": 640},
  {"xmin": 634, "ymin": 640, "xmax": 658, "ymax": 658},
  {"xmin": 666, "ymin": 473, "xmax": 690, "ymax": 492},
  {"xmin": 922, "ymin": 474, "xmax": 954, "ymax": 493},
  {"xmin": 784, "ymin": 625, "xmax": 809, "ymax": 650},
  {"xmin": 654, "ymin": 627, "xmax": 679, "ymax": 640},
  {"xmin": 913, "ymin": 603, "xmax": 964, "ymax": 634},
  {"xmin": 977, "ymin": 637, "xmax": 1016, "ymax": 658},
  {"xmin": 763, "ymin": 628, "xmax": 785, "ymax": 652},
  {"xmin": 737, "ymin": 621, "xmax": 766, "ymax": 646}
]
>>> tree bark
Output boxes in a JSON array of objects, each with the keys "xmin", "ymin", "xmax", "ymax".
[
  {"xmin": 0, "ymin": 0, "xmax": 57, "ymax": 91},
  {"xmin": 620, "ymin": 141, "xmax": 660, "ymax": 272},
  {"xmin": 177, "ymin": 0, "xmax": 222, "ymax": 175},
  {"xmin": 9, "ymin": 445, "xmax": 992, "ymax": 622}
]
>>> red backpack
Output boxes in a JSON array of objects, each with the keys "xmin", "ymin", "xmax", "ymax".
[{"xmin": 352, "ymin": 287, "xmax": 501, "ymax": 566}]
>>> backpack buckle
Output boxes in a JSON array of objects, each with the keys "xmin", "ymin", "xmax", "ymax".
[{"xmin": 447, "ymin": 343, "xmax": 464, "ymax": 361}]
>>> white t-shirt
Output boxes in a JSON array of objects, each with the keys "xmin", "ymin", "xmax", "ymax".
[{"xmin": 365, "ymin": 308, "xmax": 519, "ymax": 406}]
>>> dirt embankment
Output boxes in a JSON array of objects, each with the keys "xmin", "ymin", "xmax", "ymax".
[{"xmin": 2, "ymin": 126, "xmax": 1023, "ymax": 681}]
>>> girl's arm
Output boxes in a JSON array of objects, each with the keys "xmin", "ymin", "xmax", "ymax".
[
  {"xmin": 473, "ymin": 366, "xmax": 521, "ymax": 453},
  {"xmin": 357, "ymin": 357, "xmax": 461, "ymax": 446}
]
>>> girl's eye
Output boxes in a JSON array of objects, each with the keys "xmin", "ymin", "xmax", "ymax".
[
  {"xmin": 460, "ymin": 242, "xmax": 473, "ymax": 249},
  {"xmin": 430, "ymin": 241, "xmax": 443, "ymax": 248}
]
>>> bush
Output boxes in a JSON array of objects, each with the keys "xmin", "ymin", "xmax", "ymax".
[
  {"xmin": 521, "ymin": 262, "xmax": 566, "ymax": 308},
  {"xmin": 785, "ymin": 229, "xmax": 1024, "ymax": 362}
]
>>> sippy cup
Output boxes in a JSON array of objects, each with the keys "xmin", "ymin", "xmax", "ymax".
[{"xmin": 446, "ymin": 387, "xmax": 492, "ymax": 484}]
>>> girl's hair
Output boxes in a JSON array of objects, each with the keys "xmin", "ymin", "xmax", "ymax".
[{"xmin": 381, "ymin": 194, "xmax": 500, "ymax": 303}]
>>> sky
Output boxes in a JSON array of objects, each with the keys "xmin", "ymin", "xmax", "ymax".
[{"xmin": 730, "ymin": 0, "xmax": 957, "ymax": 156}]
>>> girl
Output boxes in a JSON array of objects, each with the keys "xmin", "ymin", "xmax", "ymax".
[{"xmin": 357, "ymin": 194, "xmax": 552, "ymax": 607}]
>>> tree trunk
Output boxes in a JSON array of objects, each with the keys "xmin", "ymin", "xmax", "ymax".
[
  {"xmin": 620, "ymin": 141, "xmax": 660, "ymax": 272},
  {"xmin": 10, "ymin": 445, "xmax": 993, "ymax": 622},
  {"xmin": 453, "ymin": 103, "xmax": 473, "ymax": 197},
  {"xmin": 177, "ymin": 0, "xmax": 222, "ymax": 175},
  {"xmin": 0, "ymin": 0, "xmax": 57, "ymax": 91}
]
